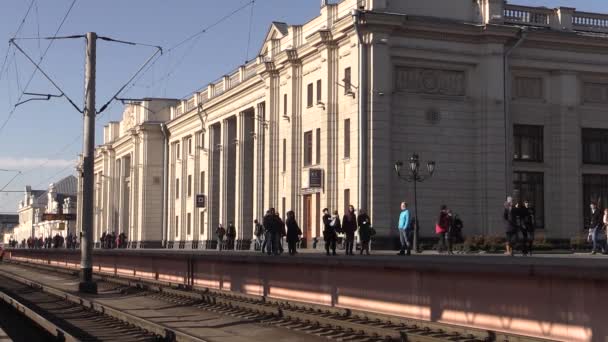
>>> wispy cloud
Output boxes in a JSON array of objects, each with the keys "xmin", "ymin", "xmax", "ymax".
[{"xmin": 0, "ymin": 157, "xmax": 77, "ymax": 170}]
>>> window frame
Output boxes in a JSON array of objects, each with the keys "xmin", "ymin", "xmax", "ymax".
[
  {"xmin": 344, "ymin": 67, "xmax": 351, "ymax": 94},
  {"xmin": 513, "ymin": 124, "xmax": 543, "ymax": 162},
  {"xmin": 303, "ymin": 131, "xmax": 313, "ymax": 166},
  {"xmin": 316, "ymin": 79, "xmax": 322, "ymax": 104},
  {"xmin": 582, "ymin": 128, "xmax": 608, "ymax": 165},
  {"xmin": 513, "ymin": 171, "xmax": 545, "ymax": 228},
  {"xmin": 344, "ymin": 119, "xmax": 351, "ymax": 159},
  {"xmin": 307, "ymin": 83, "xmax": 313, "ymax": 108},
  {"xmin": 316, "ymin": 128, "xmax": 321, "ymax": 165}
]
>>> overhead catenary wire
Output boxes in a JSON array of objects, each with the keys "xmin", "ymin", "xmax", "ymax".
[
  {"xmin": 0, "ymin": 0, "xmax": 78, "ymax": 137},
  {"xmin": 0, "ymin": 0, "xmax": 37, "ymax": 82},
  {"xmin": 122, "ymin": 0, "xmax": 257, "ymax": 96}
]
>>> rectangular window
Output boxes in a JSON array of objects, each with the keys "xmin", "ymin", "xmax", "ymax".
[
  {"xmin": 188, "ymin": 137, "xmax": 193, "ymax": 155},
  {"xmin": 200, "ymin": 132, "xmax": 205, "ymax": 150},
  {"xmin": 583, "ymin": 128, "xmax": 608, "ymax": 165},
  {"xmin": 283, "ymin": 94, "xmax": 288, "ymax": 115},
  {"xmin": 282, "ymin": 139, "xmax": 287, "ymax": 172},
  {"xmin": 304, "ymin": 131, "xmax": 313, "ymax": 166},
  {"xmin": 513, "ymin": 171, "xmax": 544, "ymax": 228},
  {"xmin": 176, "ymin": 143, "xmax": 180, "ymax": 159},
  {"xmin": 307, "ymin": 83, "xmax": 313, "ymax": 107},
  {"xmin": 187, "ymin": 175, "xmax": 192, "ymax": 197},
  {"xmin": 514, "ymin": 125, "xmax": 543, "ymax": 162},
  {"xmin": 282, "ymin": 197, "xmax": 286, "ymax": 220},
  {"xmin": 175, "ymin": 216, "xmax": 179, "ymax": 237},
  {"xmin": 316, "ymin": 79, "xmax": 322, "ymax": 103},
  {"xmin": 175, "ymin": 178, "xmax": 180, "ymax": 199},
  {"xmin": 200, "ymin": 171, "xmax": 205, "ymax": 193},
  {"xmin": 200, "ymin": 211, "xmax": 204, "ymax": 235},
  {"xmin": 316, "ymin": 128, "xmax": 321, "ymax": 164},
  {"xmin": 344, "ymin": 189, "xmax": 350, "ymax": 214},
  {"xmin": 187, "ymin": 213, "xmax": 192, "ymax": 235},
  {"xmin": 315, "ymin": 192, "xmax": 320, "ymax": 237},
  {"xmin": 583, "ymin": 174, "xmax": 608, "ymax": 227},
  {"xmin": 344, "ymin": 119, "xmax": 351, "ymax": 159},
  {"xmin": 344, "ymin": 67, "xmax": 351, "ymax": 94}
]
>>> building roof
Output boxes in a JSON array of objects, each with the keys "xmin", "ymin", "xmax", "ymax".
[{"xmin": 30, "ymin": 175, "xmax": 78, "ymax": 207}]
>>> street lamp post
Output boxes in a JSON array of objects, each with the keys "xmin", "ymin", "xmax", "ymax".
[{"xmin": 394, "ymin": 154, "xmax": 435, "ymax": 253}]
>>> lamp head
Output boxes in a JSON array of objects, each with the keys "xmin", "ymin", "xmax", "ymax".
[
  {"xmin": 427, "ymin": 161, "xmax": 436, "ymax": 176},
  {"xmin": 394, "ymin": 161, "xmax": 403, "ymax": 175},
  {"xmin": 409, "ymin": 154, "xmax": 420, "ymax": 173}
]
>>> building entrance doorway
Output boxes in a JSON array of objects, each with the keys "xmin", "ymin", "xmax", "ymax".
[{"xmin": 302, "ymin": 194, "xmax": 312, "ymax": 248}]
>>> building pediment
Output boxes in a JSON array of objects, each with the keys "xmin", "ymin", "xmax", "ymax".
[{"xmin": 258, "ymin": 22, "xmax": 289, "ymax": 58}]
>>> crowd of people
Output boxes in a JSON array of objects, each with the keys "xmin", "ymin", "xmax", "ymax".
[
  {"xmin": 9, "ymin": 233, "xmax": 79, "ymax": 250},
  {"xmin": 99, "ymin": 232, "xmax": 129, "ymax": 249},
  {"xmin": 247, "ymin": 205, "xmax": 374, "ymax": 256}
]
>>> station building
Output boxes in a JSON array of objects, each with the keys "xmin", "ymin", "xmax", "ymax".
[
  {"xmin": 11, "ymin": 176, "xmax": 78, "ymax": 243},
  {"xmin": 92, "ymin": 0, "xmax": 608, "ymax": 248}
]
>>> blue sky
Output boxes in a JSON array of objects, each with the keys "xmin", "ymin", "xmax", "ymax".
[{"xmin": 0, "ymin": 0, "xmax": 606, "ymax": 212}]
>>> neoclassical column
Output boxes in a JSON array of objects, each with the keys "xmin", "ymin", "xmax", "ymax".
[
  {"xmin": 220, "ymin": 119, "xmax": 229, "ymax": 229},
  {"xmin": 235, "ymin": 112, "xmax": 246, "ymax": 244},
  {"xmin": 261, "ymin": 63, "xmax": 280, "ymax": 210},
  {"xmin": 129, "ymin": 131, "xmax": 140, "ymax": 247},
  {"xmin": 286, "ymin": 50, "xmax": 303, "ymax": 226},
  {"xmin": 252, "ymin": 102, "xmax": 266, "ymax": 222}
]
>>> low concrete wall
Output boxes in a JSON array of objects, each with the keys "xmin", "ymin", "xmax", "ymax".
[{"xmin": 6, "ymin": 249, "xmax": 607, "ymax": 342}]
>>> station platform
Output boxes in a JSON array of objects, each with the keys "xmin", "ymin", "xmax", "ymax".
[{"xmin": 5, "ymin": 248, "xmax": 608, "ymax": 342}]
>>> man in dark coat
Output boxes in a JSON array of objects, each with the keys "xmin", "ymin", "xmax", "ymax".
[
  {"xmin": 342, "ymin": 205, "xmax": 357, "ymax": 255},
  {"xmin": 322, "ymin": 208, "xmax": 336, "ymax": 256},
  {"xmin": 503, "ymin": 197, "xmax": 518, "ymax": 256},
  {"xmin": 589, "ymin": 201, "xmax": 605, "ymax": 255},
  {"xmin": 226, "ymin": 222, "xmax": 236, "ymax": 250},
  {"xmin": 263, "ymin": 209, "xmax": 278, "ymax": 255},
  {"xmin": 357, "ymin": 209, "xmax": 372, "ymax": 255}
]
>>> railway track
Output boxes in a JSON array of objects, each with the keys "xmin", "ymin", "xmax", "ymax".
[{"xmin": 1, "ymin": 260, "xmax": 551, "ymax": 342}]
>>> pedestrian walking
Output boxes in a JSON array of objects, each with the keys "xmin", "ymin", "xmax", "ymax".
[
  {"xmin": 322, "ymin": 208, "xmax": 337, "ymax": 256},
  {"xmin": 435, "ymin": 205, "xmax": 450, "ymax": 253},
  {"xmin": 503, "ymin": 197, "xmax": 518, "ymax": 256},
  {"xmin": 342, "ymin": 205, "xmax": 357, "ymax": 255},
  {"xmin": 226, "ymin": 222, "xmax": 236, "ymax": 250},
  {"xmin": 254, "ymin": 219, "xmax": 264, "ymax": 251},
  {"xmin": 397, "ymin": 202, "xmax": 412, "ymax": 256},
  {"xmin": 446, "ymin": 210, "xmax": 457, "ymax": 254},
  {"xmin": 329, "ymin": 210, "xmax": 341, "ymax": 255},
  {"xmin": 216, "ymin": 224, "xmax": 226, "ymax": 251},
  {"xmin": 277, "ymin": 213, "xmax": 286, "ymax": 255},
  {"xmin": 588, "ymin": 202, "xmax": 604, "ymax": 255},
  {"xmin": 357, "ymin": 209, "xmax": 372, "ymax": 255},
  {"xmin": 285, "ymin": 211, "xmax": 302, "ymax": 255}
]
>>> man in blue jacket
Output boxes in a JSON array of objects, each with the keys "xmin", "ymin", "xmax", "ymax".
[{"xmin": 397, "ymin": 202, "xmax": 412, "ymax": 256}]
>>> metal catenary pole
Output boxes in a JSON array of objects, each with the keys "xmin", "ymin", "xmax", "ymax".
[{"xmin": 79, "ymin": 32, "xmax": 97, "ymax": 294}]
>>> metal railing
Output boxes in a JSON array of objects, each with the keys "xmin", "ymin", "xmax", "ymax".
[
  {"xmin": 573, "ymin": 11, "xmax": 608, "ymax": 33},
  {"xmin": 503, "ymin": 5, "xmax": 551, "ymax": 27}
]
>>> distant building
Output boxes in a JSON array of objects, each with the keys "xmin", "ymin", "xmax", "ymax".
[
  {"xmin": 94, "ymin": 0, "xmax": 608, "ymax": 248},
  {"xmin": 0, "ymin": 214, "xmax": 18, "ymax": 243},
  {"xmin": 12, "ymin": 175, "xmax": 78, "ymax": 242}
]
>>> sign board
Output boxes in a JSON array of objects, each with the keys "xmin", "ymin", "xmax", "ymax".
[
  {"xmin": 58, "ymin": 222, "xmax": 66, "ymax": 230},
  {"xmin": 196, "ymin": 194, "xmax": 206, "ymax": 208},
  {"xmin": 309, "ymin": 169, "xmax": 323, "ymax": 188},
  {"xmin": 42, "ymin": 213, "xmax": 76, "ymax": 221}
]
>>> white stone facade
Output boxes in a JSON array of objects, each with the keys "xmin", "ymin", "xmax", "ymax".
[{"xmin": 91, "ymin": 0, "xmax": 608, "ymax": 248}]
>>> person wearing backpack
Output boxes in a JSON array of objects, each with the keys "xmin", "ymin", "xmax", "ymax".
[
  {"xmin": 357, "ymin": 209, "xmax": 372, "ymax": 255},
  {"xmin": 253, "ymin": 219, "xmax": 264, "ymax": 251},
  {"xmin": 216, "ymin": 224, "xmax": 226, "ymax": 251},
  {"xmin": 397, "ymin": 202, "xmax": 412, "ymax": 256}
]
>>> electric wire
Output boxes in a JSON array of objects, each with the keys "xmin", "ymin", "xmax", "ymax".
[
  {"xmin": 245, "ymin": 0, "xmax": 256, "ymax": 64},
  {"xmin": 0, "ymin": 0, "xmax": 79, "ymax": 136},
  {"xmin": 122, "ymin": 0, "xmax": 256, "ymax": 96},
  {"xmin": 0, "ymin": 0, "xmax": 36, "ymax": 82}
]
